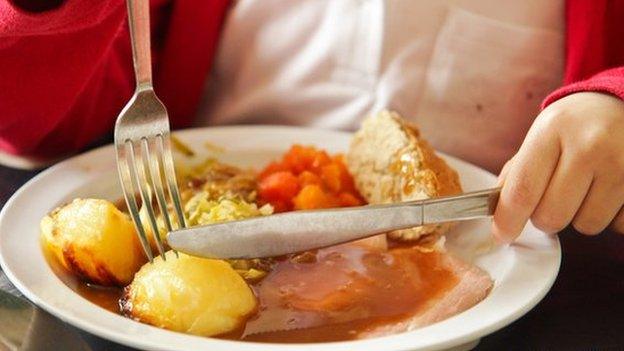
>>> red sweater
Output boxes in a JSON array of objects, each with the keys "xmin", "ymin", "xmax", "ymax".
[{"xmin": 1, "ymin": 0, "xmax": 623, "ymax": 159}]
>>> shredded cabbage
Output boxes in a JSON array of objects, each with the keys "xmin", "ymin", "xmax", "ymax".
[
  {"xmin": 139, "ymin": 157, "xmax": 274, "ymax": 282},
  {"xmin": 185, "ymin": 192, "xmax": 273, "ymax": 226}
]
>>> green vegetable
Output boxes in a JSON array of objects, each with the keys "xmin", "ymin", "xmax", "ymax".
[{"xmin": 185, "ymin": 192, "xmax": 272, "ymax": 226}]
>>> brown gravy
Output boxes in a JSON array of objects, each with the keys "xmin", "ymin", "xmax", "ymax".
[{"xmin": 48, "ymin": 243, "xmax": 458, "ymax": 343}]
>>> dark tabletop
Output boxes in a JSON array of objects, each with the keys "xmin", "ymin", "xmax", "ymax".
[{"xmin": 1, "ymin": 164, "xmax": 622, "ymax": 351}]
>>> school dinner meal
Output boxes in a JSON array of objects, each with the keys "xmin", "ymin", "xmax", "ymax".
[{"xmin": 40, "ymin": 111, "xmax": 493, "ymax": 343}]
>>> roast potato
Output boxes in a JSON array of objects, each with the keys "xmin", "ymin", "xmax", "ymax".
[
  {"xmin": 40, "ymin": 199, "xmax": 146, "ymax": 286},
  {"xmin": 121, "ymin": 251, "xmax": 257, "ymax": 336}
]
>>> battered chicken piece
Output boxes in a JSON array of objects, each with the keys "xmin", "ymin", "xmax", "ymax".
[{"xmin": 346, "ymin": 110, "xmax": 462, "ymax": 240}]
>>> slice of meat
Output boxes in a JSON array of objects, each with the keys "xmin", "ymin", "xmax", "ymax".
[
  {"xmin": 242, "ymin": 243, "xmax": 492, "ymax": 341},
  {"xmin": 358, "ymin": 252, "xmax": 493, "ymax": 339},
  {"xmin": 346, "ymin": 110, "xmax": 463, "ymax": 241}
]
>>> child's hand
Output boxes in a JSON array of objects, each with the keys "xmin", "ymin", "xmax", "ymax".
[{"xmin": 492, "ymin": 92, "xmax": 624, "ymax": 242}]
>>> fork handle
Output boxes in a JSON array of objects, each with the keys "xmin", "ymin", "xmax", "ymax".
[{"xmin": 126, "ymin": 0, "xmax": 153, "ymax": 89}]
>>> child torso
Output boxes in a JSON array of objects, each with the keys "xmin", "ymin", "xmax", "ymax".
[{"xmin": 198, "ymin": 0, "xmax": 564, "ymax": 172}]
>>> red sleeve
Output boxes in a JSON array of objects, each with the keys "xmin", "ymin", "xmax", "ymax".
[
  {"xmin": 542, "ymin": 67, "xmax": 624, "ymax": 108},
  {"xmin": 543, "ymin": 0, "xmax": 624, "ymax": 108},
  {"xmin": 0, "ymin": 0, "xmax": 133, "ymax": 158}
]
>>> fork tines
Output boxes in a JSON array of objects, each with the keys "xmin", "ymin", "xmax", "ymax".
[{"xmin": 116, "ymin": 133, "xmax": 186, "ymax": 262}]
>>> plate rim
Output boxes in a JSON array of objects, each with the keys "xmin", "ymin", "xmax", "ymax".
[{"xmin": 0, "ymin": 125, "xmax": 561, "ymax": 351}]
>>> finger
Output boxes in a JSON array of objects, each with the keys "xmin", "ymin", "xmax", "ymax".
[
  {"xmin": 611, "ymin": 207, "xmax": 624, "ymax": 234},
  {"xmin": 492, "ymin": 125, "xmax": 560, "ymax": 243},
  {"xmin": 572, "ymin": 171, "xmax": 624, "ymax": 235},
  {"xmin": 497, "ymin": 156, "xmax": 514, "ymax": 186},
  {"xmin": 530, "ymin": 152, "xmax": 593, "ymax": 234}
]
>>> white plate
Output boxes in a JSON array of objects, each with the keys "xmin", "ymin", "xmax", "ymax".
[{"xmin": 0, "ymin": 126, "xmax": 560, "ymax": 351}]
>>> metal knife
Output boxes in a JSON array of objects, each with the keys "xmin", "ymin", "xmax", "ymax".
[
  {"xmin": 168, "ymin": 187, "xmax": 500, "ymax": 259},
  {"xmin": 0, "ymin": 289, "xmax": 91, "ymax": 351}
]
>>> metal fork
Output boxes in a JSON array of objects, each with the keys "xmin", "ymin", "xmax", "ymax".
[{"xmin": 114, "ymin": 0, "xmax": 187, "ymax": 262}]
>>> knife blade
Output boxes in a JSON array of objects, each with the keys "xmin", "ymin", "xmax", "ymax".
[
  {"xmin": 167, "ymin": 187, "xmax": 500, "ymax": 259},
  {"xmin": 0, "ymin": 289, "xmax": 91, "ymax": 351}
]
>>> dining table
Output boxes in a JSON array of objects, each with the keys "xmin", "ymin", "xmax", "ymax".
[{"xmin": 0, "ymin": 162, "xmax": 622, "ymax": 351}]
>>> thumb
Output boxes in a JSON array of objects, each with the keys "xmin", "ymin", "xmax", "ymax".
[{"xmin": 497, "ymin": 156, "xmax": 515, "ymax": 187}]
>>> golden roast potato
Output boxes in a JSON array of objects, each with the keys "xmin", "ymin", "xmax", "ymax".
[
  {"xmin": 121, "ymin": 251, "xmax": 257, "ymax": 336},
  {"xmin": 40, "ymin": 199, "xmax": 146, "ymax": 286}
]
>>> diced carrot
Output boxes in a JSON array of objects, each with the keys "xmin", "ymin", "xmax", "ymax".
[
  {"xmin": 259, "ymin": 161, "xmax": 289, "ymax": 179},
  {"xmin": 338, "ymin": 192, "xmax": 363, "ymax": 207},
  {"xmin": 320, "ymin": 163, "xmax": 342, "ymax": 193},
  {"xmin": 283, "ymin": 145, "xmax": 331, "ymax": 174},
  {"xmin": 293, "ymin": 184, "xmax": 338, "ymax": 210},
  {"xmin": 334, "ymin": 158, "xmax": 358, "ymax": 193},
  {"xmin": 283, "ymin": 145, "xmax": 311, "ymax": 174},
  {"xmin": 311, "ymin": 150, "xmax": 331, "ymax": 172},
  {"xmin": 269, "ymin": 200, "xmax": 290, "ymax": 213},
  {"xmin": 258, "ymin": 145, "xmax": 366, "ymax": 212},
  {"xmin": 332, "ymin": 154, "xmax": 345, "ymax": 163},
  {"xmin": 258, "ymin": 171, "xmax": 300, "ymax": 202},
  {"xmin": 298, "ymin": 170, "xmax": 322, "ymax": 187}
]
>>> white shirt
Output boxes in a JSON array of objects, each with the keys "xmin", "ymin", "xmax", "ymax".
[{"xmin": 198, "ymin": 0, "xmax": 564, "ymax": 172}]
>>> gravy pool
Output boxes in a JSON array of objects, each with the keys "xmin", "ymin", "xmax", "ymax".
[{"xmin": 48, "ymin": 242, "xmax": 459, "ymax": 343}]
